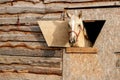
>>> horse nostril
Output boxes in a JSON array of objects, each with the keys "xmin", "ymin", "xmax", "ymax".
[
  {"xmin": 72, "ymin": 39, "xmax": 75, "ymax": 43},
  {"xmin": 69, "ymin": 39, "xmax": 76, "ymax": 44}
]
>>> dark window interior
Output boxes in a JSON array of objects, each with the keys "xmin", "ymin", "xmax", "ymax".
[{"xmin": 83, "ymin": 20, "xmax": 105, "ymax": 46}]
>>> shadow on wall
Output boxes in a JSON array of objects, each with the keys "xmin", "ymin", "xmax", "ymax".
[
  {"xmin": 51, "ymin": 21, "xmax": 69, "ymax": 47},
  {"xmin": 83, "ymin": 20, "xmax": 106, "ymax": 46}
]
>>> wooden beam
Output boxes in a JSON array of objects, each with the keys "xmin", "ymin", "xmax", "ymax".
[
  {"xmin": 0, "ymin": 25, "xmax": 41, "ymax": 32},
  {"xmin": 66, "ymin": 47, "xmax": 97, "ymax": 53},
  {"xmin": 0, "ymin": 13, "xmax": 62, "ymax": 25},
  {"xmin": 44, "ymin": 0, "xmax": 94, "ymax": 3},
  {"xmin": 0, "ymin": 48, "xmax": 61, "ymax": 57},
  {"xmin": 0, "ymin": 55, "xmax": 61, "ymax": 68},
  {"xmin": 0, "ymin": 73, "xmax": 61, "ymax": 80},
  {"xmin": 0, "ymin": 6, "xmax": 64, "ymax": 15},
  {"xmin": 0, "ymin": 31, "xmax": 45, "ymax": 42},
  {"xmin": 0, "ymin": 0, "xmax": 40, "ymax": 4},
  {"xmin": 0, "ymin": 64, "xmax": 62, "ymax": 76}
]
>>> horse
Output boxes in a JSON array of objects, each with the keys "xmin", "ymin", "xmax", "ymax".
[{"xmin": 66, "ymin": 11, "xmax": 92, "ymax": 47}]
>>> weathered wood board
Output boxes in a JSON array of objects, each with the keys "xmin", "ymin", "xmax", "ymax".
[
  {"xmin": 0, "ymin": 13, "xmax": 62, "ymax": 25},
  {"xmin": 38, "ymin": 21, "xmax": 70, "ymax": 47},
  {"xmin": 0, "ymin": 55, "xmax": 62, "ymax": 76},
  {"xmin": 0, "ymin": 73, "xmax": 61, "ymax": 80},
  {"xmin": 66, "ymin": 47, "xmax": 98, "ymax": 53},
  {"xmin": 44, "ymin": 0, "xmax": 94, "ymax": 3},
  {"xmin": 0, "ymin": 0, "xmax": 41, "ymax": 4}
]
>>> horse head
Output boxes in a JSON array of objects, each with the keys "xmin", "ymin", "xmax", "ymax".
[{"xmin": 67, "ymin": 11, "xmax": 85, "ymax": 46}]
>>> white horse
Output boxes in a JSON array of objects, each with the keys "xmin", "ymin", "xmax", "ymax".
[{"xmin": 67, "ymin": 11, "xmax": 92, "ymax": 47}]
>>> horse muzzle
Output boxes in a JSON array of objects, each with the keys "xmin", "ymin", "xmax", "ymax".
[{"xmin": 69, "ymin": 38, "xmax": 76, "ymax": 44}]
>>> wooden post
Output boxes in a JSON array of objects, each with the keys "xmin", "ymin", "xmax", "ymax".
[{"xmin": 63, "ymin": 47, "xmax": 97, "ymax": 80}]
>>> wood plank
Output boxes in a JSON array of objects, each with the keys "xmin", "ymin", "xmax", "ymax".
[
  {"xmin": 0, "ymin": 47, "xmax": 62, "ymax": 57},
  {"xmin": 12, "ymin": 1, "xmax": 42, "ymax": 7},
  {"xmin": 0, "ymin": 42, "xmax": 62, "ymax": 57},
  {"xmin": 45, "ymin": 7, "xmax": 64, "ymax": 13},
  {"xmin": 44, "ymin": 0, "xmax": 94, "ymax": 3},
  {"xmin": 0, "ymin": 73, "xmax": 61, "ymax": 80},
  {"xmin": 0, "ymin": 25, "xmax": 41, "ymax": 32},
  {"xmin": 0, "ymin": 64, "xmax": 62, "ymax": 76},
  {"xmin": 18, "ymin": 0, "xmax": 40, "ymax": 3},
  {"xmin": 19, "ymin": 14, "xmax": 63, "ymax": 25},
  {"xmin": 0, "ymin": 17, "xmax": 17, "ymax": 25},
  {"xmin": 0, "ymin": 13, "xmax": 63, "ymax": 25},
  {"xmin": 44, "ymin": 0, "xmax": 120, "ymax": 3},
  {"xmin": 0, "ymin": 42, "xmax": 47, "ymax": 47},
  {"xmin": 19, "ymin": 13, "xmax": 62, "ymax": 20},
  {"xmin": 0, "ymin": 0, "xmax": 13, "ymax": 4},
  {"xmin": 45, "ymin": 1, "xmax": 120, "ymax": 9},
  {"xmin": 0, "ymin": 14, "xmax": 18, "ymax": 18},
  {"xmin": 0, "ymin": 6, "xmax": 64, "ymax": 15},
  {"xmin": 29, "ymin": 66, "xmax": 62, "ymax": 75},
  {"xmin": 0, "ymin": 6, "xmax": 45, "ymax": 14},
  {"xmin": 0, "ymin": 3, "xmax": 11, "ymax": 7},
  {"xmin": 66, "ymin": 47, "xmax": 97, "ymax": 53},
  {"xmin": 0, "ymin": 42, "xmax": 62, "ymax": 50},
  {"xmin": 0, "ymin": 0, "xmax": 117, "ymax": 4},
  {"xmin": 0, "ymin": 0, "xmax": 41, "ymax": 4},
  {"xmin": 0, "ymin": 31, "xmax": 45, "ymax": 42},
  {"xmin": 0, "ymin": 55, "xmax": 61, "ymax": 68}
]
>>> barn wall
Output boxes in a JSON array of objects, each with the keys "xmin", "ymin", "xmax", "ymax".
[
  {"xmin": 0, "ymin": 0, "xmax": 63, "ymax": 80},
  {"xmin": 63, "ymin": 8, "xmax": 120, "ymax": 80},
  {"xmin": 0, "ymin": 0, "xmax": 120, "ymax": 80}
]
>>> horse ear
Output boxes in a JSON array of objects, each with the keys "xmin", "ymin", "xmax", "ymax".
[
  {"xmin": 78, "ymin": 11, "xmax": 82, "ymax": 18},
  {"xmin": 66, "ymin": 12, "xmax": 72, "ymax": 18}
]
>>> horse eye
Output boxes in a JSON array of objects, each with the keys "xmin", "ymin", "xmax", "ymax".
[{"xmin": 78, "ymin": 24, "xmax": 81, "ymax": 27}]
